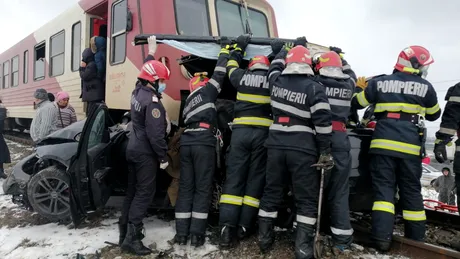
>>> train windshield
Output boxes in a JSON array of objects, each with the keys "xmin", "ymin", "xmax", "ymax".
[{"xmin": 216, "ymin": 0, "xmax": 269, "ymax": 37}]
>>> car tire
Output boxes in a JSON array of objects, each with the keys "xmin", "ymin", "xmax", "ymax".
[{"xmin": 27, "ymin": 165, "xmax": 71, "ymax": 222}]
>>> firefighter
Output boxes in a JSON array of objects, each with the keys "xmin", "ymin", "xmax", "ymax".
[
  {"xmin": 119, "ymin": 36, "xmax": 170, "ymax": 256},
  {"xmin": 312, "ymin": 51, "xmax": 355, "ymax": 254},
  {"xmin": 352, "ymin": 46, "xmax": 441, "ymax": 251},
  {"xmin": 434, "ymin": 81, "xmax": 460, "ymax": 207},
  {"xmin": 218, "ymin": 34, "xmax": 272, "ymax": 247},
  {"xmin": 174, "ymin": 37, "xmax": 233, "ymax": 247},
  {"xmin": 258, "ymin": 37, "xmax": 334, "ymax": 258}
]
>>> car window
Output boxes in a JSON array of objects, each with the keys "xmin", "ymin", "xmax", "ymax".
[{"xmin": 87, "ymin": 109, "xmax": 105, "ymax": 149}]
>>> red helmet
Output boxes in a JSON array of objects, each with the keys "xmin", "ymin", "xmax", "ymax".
[
  {"xmin": 189, "ymin": 72, "xmax": 209, "ymax": 92},
  {"xmin": 313, "ymin": 51, "xmax": 349, "ymax": 79},
  {"xmin": 248, "ymin": 55, "xmax": 269, "ymax": 71},
  {"xmin": 138, "ymin": 60, "xmax": 170, "ymax": 83},
  {"xmin": 286, "ymin": 46, "xmax": 312, "ymax": 65},
  {"xmin": 283, "ymin": 46, "xmax": 314, "ymax": 75},
  {"xmin": 394, "ymin": 46, "xmax": 434, "ymax": 77}
]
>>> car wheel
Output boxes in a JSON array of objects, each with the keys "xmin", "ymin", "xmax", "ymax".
[{"xmin": 27, "ymin": 165, "xmax": 70, "ymax": 222}]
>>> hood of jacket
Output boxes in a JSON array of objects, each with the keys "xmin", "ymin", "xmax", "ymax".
[
  {"xmin": 82, "ymin": 48, "xmax": 94, "ymax": 63},
  {"xmin": 442, "ymin": 167, "xmax": 452, "ymax": 176},
  {"xmin": 91, "ymin": 36, "xmax": 107, "ymax": 53}
]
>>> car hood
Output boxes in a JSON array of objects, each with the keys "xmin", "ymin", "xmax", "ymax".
[{"xmin": 42, "ymin": 119, "xmax": 86, "ymax": 142}]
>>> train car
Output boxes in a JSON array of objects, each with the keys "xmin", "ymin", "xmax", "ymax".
[{"xmin": 0, "ymin": 0, "xmax": 279, "ymax": 130}]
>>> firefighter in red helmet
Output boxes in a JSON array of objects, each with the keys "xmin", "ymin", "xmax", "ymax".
[
  {"xmin": 218, "ymin": 35, "xmax": 273, "ymax": 248},
  {"xmin": 311, "ymin": 51, "xmax": 355, "ymax": 254},
  {"xmin": 352, "ymin": 45, "xmax": 441, "ymax": 251},
  {"xmin": 258, "ymin": 37, "xmax": 334, "ymax": 258},
  {"xmin": 119, "ymin": 36, "xmax": 170, "ymax": 256},
  {"xmin": 174, "ymin": 36, "xmax": 234, "ymax": 247}
]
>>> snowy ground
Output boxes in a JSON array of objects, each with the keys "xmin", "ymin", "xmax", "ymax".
[{"xmin": 0, "ymin": 139, "xmax": 449, "ymax": 258}]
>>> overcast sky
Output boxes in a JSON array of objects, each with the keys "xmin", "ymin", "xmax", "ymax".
[{"xmin": 0, "ymin": 0, "xmax": 458, "ymax": 136}]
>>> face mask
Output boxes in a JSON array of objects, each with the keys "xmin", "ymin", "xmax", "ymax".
[{"xmin": 158, "ymin": 83, "xmax": 167, "ymax": 93}]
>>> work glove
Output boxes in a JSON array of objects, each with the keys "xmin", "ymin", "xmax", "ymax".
[
  {"xmin": 434, "ymin": 139, "xmax": 449, "ymax": 163},
  {"xmin": 219, "ymin": 36, "xmax": 232, "ymax": 49},
  {"xmin": 147, "ymin": 35, "xmax": 157, "ymax": 56},
  {"xmin": 330, "ymin": 46, "xmax": 343, "ymax": 55},
  {"xmin": 283, "ymin": 41, "xmax": 294, "ymax": 52},
  {"xmin": 294, "ymin": 36, "xmax": 308, "ymax": 47},
  {"xmin": 270, "ymin": 39, "xmax": 284, "ymax": 55},
  {"xmin": 356, "ymin": 76, "xmax": 368, "ymax": 90},
  {"xmin": 160, "ymin": 160, "xmax": 169, "ymax": 170},
  {"xmin": 235, "ymin": 34, "xmax": 251, "ymax": 51},
  {"xmin": 316, "ymin": 152, "xmax": 335, "ymax": 170}
]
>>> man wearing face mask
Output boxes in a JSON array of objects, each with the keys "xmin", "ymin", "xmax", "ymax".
[{"xmin": 119, "ymin": 36, "xmax": 170, "ymax": 256}]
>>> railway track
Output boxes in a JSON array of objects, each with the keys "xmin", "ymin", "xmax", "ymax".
[
  {"xmin": 352, "ymin": 223, "xmax": 460, "ymax": 259},
  {"xmin": 3, "ymin": 130, "xmax": 34, "ymax": 146}
]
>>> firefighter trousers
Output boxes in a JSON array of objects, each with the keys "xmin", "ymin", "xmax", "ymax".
[
  {"xmin": 120, "ymin": 151, "xmax": 158, "ymax": 226},
  {"xmin": 219, "ymin": 127, "xmax": 268, "ymax": 229},
  {"xmin": 325, "ymin": 151, "xmax": 353, "ymax": 246},
  {"xmin": 453, "ymin": 149, "xmax": 460, "ymax": 208},
  {"xmin": 175, "ymin": 145, "xmax": 216, "ymax": 236},
  {"xmin": 370, "ymin": 155, "xmax": 426, "ymax": 244},
  {"xmin": 259, "ymin": 149, "xmax": 319, "ymax": 228}
]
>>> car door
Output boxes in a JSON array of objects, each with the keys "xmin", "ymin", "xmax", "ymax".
[{"xmin": 68, "ymin": 103, "xmax": 113, "ymax": 227}]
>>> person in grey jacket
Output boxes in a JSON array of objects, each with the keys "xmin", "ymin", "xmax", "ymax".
[
  {"xmin": 432, "ymin": 167, "xmax": 456, "ymax": 205},
  {"xmin": 30, "ymin": 89, "xmax": 59, "ymax": 144}
]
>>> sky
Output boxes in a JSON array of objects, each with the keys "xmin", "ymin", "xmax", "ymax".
[{"xmin": 0, "ymin": 0, "xmax": 458, "ymax": 137}]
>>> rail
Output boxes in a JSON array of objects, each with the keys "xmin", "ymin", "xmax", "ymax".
[
  {"xmin": 3, "ymin": 130, "xmax": 34, "ymax": 146},
  {"xmin": 352, "ymin": 223, "xmax": 460, "ymax": 259}
]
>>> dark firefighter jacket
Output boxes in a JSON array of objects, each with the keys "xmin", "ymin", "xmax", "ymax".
[
  {"xmin": 264, "ymin": 48, "xmax": 332, "ymax": 155},
  {"xmin": 226, "ymin": 49, "xmax": 272, "ymax": 128},
  {"xmin": 352, "ymin": 72, "xmax": 441, "ymax": 160},
  {"xmin": 433, "ymin": 167, "xmax": 456, "ymax": 205},
  {"xmin": 436, "ymin": 82, "xmax": 460, "ymax": 145},
  {"xmin": 127, "ymin": 54, "xmax": 168, "ymax": 162},
  {"xmin": 314, "ymin": 76, "xmax": 355, "ymax": 151},
  {"xmin": 180, "ymin": 50, "xmax": 230, "ymax": 147}
]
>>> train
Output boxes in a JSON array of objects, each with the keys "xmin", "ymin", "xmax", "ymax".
[{"xmin": 0, "ymin": 0, "xmax": 280, "ymax": 131}]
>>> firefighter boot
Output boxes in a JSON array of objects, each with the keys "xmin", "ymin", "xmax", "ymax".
[
  {"xmin": 219, "ymin": 226, "xmax": 235, "ymax": 248},
  {"xmin": 174, "ymin": 234, "xmax": 188, "ymax": 245},
  {"xmin": 237, "ymin": 226, "xmax": 253, "ymax": 240},
  {"xmin": 258, "ymin": 217, "xmax": 275, "ymax": 253},
  {"xmin": 121, "ymin": 223, "xmax": 152, "ymax": 256},
  {"xmin": 294, "ymin": 223, "xmax": 315, "ymax": 259},
  {"xmin": 191, "ymin": 234, "xmax": 205, "ymax": 247},
  {"xmin": 118, "ymin": 217, "xmax": 128, "ymax": 246}
]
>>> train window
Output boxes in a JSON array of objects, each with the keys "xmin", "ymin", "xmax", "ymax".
[
  {"xmin": 23, "ymin": 50, "xmax": 29, "ymax": 84},
  {"xmin": 50, "ymin": 31, "xmax": 65, "ymax": 77},
  {"xmin": 2, "ymin": 61, "xmax": 9, "ymax": 89},
  {"xmin": 215, "ymin": 0, "xmax": 269, "ymax": 37},
  {"xmin": 11, "ymin": 56, "xmax": 19, "ymax": 87},
  {"xmin": 34, "ymin": 42, "xmax": 46, "ymax": 81},
  {"xmin": 174, "ymin": 0, "xmax": 211, "ymax": 36},
  {"xmin": 71, "ymin": 22, "xmax": 81, "ymax": 72},
  {"xmin": 111, "ymin": 0, "xmax": 127, "ymax": 64}
]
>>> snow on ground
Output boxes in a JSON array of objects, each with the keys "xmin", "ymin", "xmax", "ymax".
[{"xmin": 422, "ymin": 186, "xmax": 439, "ymax": 201}]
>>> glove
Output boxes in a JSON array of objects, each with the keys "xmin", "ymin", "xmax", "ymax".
[
  {"xmin": 356, "ymin": 76, "xmax": 368, "ymax": 90},
  {"xmin": 293, "ymin": 36, "xmax": 308, "ymax": 47},
  {"xmin": 434, "ymin": 140, "xmax": 448, "ymax": 163},
  {"xmin": 235, "ymin": 34, "xmax": 251, "ymax": 51},
  {"xmin": 284, "ymin": 41, "xmax": 294, "ymax": 51},
  {"xmin": 330, "ymin": 46, "xmax": 343, "ymax": 55},
  {"xmin": 219, "ymin": 36, "xmax": 232, "ymax": 49},
  {"xmin": 160, "ymin": 160, "xmax": 169, "ymax": 170},
  {"xmin": 317, "ymin": 153, "xmax": 335, "ymax": 170},
  {"xmin": 147, "ymin": 35, "xmax": 157, "ymax": 56},
  {"xmin": 270, "ymin": 39, "xmax": 284, "ymax": 55}
]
